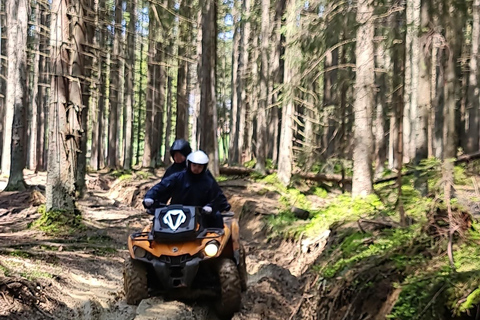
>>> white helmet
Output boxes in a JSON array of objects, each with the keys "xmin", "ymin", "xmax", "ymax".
[{"xmin": 187, "ymin": 150, "xmax": 209, "ymax": 166}]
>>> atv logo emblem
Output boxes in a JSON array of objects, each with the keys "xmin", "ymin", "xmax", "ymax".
[{"xmin": 163, "ymin": 209, "xmax": 187, "ymax": 231}]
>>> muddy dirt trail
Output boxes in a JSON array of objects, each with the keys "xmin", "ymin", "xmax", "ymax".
[{"xmin": 0, "ymin": 171, "xmax": 326, "ymax": 320}]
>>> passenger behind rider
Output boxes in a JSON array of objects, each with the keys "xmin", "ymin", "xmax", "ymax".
[
  {"xmin": 162, "ymin": 139, "xmax": 192, "ymax": 179},
  {"xmin": 143, "ymin": 150, "xmax": 231, "ymax": 229}
]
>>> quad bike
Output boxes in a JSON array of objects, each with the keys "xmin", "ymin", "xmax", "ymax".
[{"xmin": 124, "ymin": 202, "xmax": 247, "ymax": 319}]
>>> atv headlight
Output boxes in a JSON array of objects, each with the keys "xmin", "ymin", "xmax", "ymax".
[
  {"xmin": 204, "ymin": 242, "xmax": 219, "ymax": 257},
  {"xmin": 133, "ymin": 246, "xmax": 147, "ymax": 258}
]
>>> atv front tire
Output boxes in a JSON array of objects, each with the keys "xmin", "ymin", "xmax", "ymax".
[
  {"xmin": 214, "ymin": 258, "xmax": 242, "ymax": 319},
  {"xmin": 123, "ymin": 257, "xmax": 148, "ymax": 305}
]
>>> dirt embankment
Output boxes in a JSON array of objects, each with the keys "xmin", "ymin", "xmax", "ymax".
[{"xmin": 0, "ymin": 172, "xmax": 327, "ymax": 320}]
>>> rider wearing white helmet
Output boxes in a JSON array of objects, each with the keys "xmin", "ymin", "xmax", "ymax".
[{"xmin": 143, "ymin": 150, "xmax": 230, "ymax": 228}]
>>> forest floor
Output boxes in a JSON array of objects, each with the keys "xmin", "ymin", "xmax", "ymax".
[
  {"xmin": 2, "ymin": 167, "xmax": 480, "ymax": 320},
  {"xmin": 0, "ymin": 170, "xmax": 327, "ymax": 320}
]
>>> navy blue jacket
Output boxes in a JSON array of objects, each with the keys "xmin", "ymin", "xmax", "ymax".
[
  {"xmin": 145, "ymin": 170, "xmax": 231, "ymax": 213},
  {"xmin": 162, "ymin": 162, "xmax": 187, "ymax": 180}
]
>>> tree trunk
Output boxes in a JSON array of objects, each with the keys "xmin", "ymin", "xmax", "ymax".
[
  {"xmin": 414, "ymin": 0, "xmax": 430, "ymax": 194},
  {"xmin": 237, "ymin": 0, "xmax": 251, "ymax": 165},
  {"xmin": 90, "ymin": 0, "xmax": 101, "ymax": 171},
  {"xmin": 402, "ymin": 0, "xmax": 413, "ymax": 163},
  {"xmin": 36, "ymin": 7, "xmax": 49, "ymax": 172},
  {"xmin": 4, "ymin": 0, "xmax": 28, "ymax": 191},
  {"xmin": 143, "ymin": 4, "xmax": 156, "ymax": 168},
  {"xmin": 176, "ymin": 0, "xmax": 191, "ymax": 141},
  {"xmin": 270, "ymin": 0, "xmax": 286, "ymax": 164},
  {"xmin": 374, "ymin": 29, "xmax": 389, "ymax": 177},
  {"xmin": 107, "ymin": 0, "xmax": 122, "ymax": 169},
  {"xmin": 278, "ymin": 0, "xmax": 298, "ymax": 186},
  {"xmin": 46, "ymin": 0, "xmax": 88, "ymax": 212},
  {"xmin": 97, "ymin": 7, "xmax": 107, "ymax": 170},
  {"xmin": 123, "ymin": 0, "xmax": 136, "ymax": 170},
  {"xmin": 443, "ymin": 1, "xmax": 461, "ymax": 161},
  {"xmin": 153, "ymin": 25, "xmax": 166, "ymax": 167},
  {"xmin": 136, "ymin": 40, "xmax": 145, "ymax": 166},
  {"xmin": 228, "ymin": 0, "xmax": 240, "ymax": 165},
  {"xmin": 199, "ymin": 0, "xmax": 219, "ymax": 175},
  {"xmin": 0, "ymin": 2, "xmax": 4, "ymax": 170},
  {"xmin": 255, "ymin": 0, "xmax": 269, "ymax": 174},
  {"xmin": 409, "ymin": 0, "xmax": 421, "ymax": 162},
  {"xmin": 164, "ymin": 76, "xmax": 173, "ymax": 165},
  {"xmin": 352, "ymin": 0, "xmax": 374, "ymax": 197},
  {"xmin": 246, "ymin": 31, "xmax": 258, "ymax": 163},
  {"xmin": 467, "ymin": 0, "xmax": 480, "ymax": 153},
  {"xmin": 28, "ymin": 2, "xmax": 41, "ymax": 172},
  {"xmin": 192, "ymin": 8, "xmax": 202, "ymax": 151}
]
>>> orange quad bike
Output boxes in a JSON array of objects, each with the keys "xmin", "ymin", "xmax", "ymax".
[{"xmin": 124, "ymin": 202, "xmax": 247, "ymax": 319}]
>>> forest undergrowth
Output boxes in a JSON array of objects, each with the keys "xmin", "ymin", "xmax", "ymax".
[{"xmin": 264, "ymin": 159, "xmax": 480, "ymax": 319}]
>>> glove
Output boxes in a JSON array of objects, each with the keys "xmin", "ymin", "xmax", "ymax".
[
  {"xmin": 202, "ymin": 205, "xmax": 213, "ymax": 215},
  {"xmin": 143, "ymin": 198, "xmax": 154, "ymax": 208}
]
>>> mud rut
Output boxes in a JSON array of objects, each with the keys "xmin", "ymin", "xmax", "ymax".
[{"xmin": 0, "ymin": 172, "xmax": 328, "ymax": 320}]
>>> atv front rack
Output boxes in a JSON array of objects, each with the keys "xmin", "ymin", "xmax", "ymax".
[{"xmin": 130, "ymin": 228, "xmax": 224, "ymax": 242}]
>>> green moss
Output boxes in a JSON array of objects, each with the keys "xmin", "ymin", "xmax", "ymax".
[
  {"xmin": 312, "ymin": 187, "xmax": 328, "ymax": 198},
  {"xmin": 8, "ymin": 250, "xmax": 33, "ymax": 259},
  {"xmin": 20, "ymin": 270, "xmax": 53, "ymax": 281},
  {"xmin": 454, "ymin": 165, "xmax": 469, "ymax": 185},
  {"xmin": 136, "ymin": 170, "xmax": 153, "ymax": 180},
  {"xmin": 266, "ymin": 210, "xmax": 306, "ymax": 239},
  {"xmin": 0, "ymin": 263, "xmax": 10, "ymax": 277},
  {"xmin": 320, "ymin": 227, "xmax": 421, "ymax": 279},
  {"xmin": 111, "ymin": 169, "xmax": 132, "ymax": 178},
  {"xmin": 31, "ymin": 205, "xmax": 85, "ymax": 235},
  {"xmin": 304, "ymin": 194, "xmax": 383, "ymax": 237}
]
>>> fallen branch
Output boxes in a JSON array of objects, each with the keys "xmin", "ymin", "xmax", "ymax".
[{"xmin": 219, "ymin": 150, "xmax": 480, "ymax": 185}]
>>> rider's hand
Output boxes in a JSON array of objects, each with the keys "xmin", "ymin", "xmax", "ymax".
[
  {"xmin": 143, "ymin": 198, "xmax": 154, "ymax": 208},
  {"xmin": 202, "ymin": 205, "xmax": 213, "ymax": 215}
]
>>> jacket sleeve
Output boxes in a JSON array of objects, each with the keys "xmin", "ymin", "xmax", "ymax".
[
  {"xmin": 145, "ymin": 174, "xmax": 177, "ymax": 204},
  {"xmin": 207, "ymin": 179, "xmax": 231, "ymax": 213}
]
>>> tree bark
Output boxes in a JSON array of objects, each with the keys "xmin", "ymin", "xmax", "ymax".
[
  {"xmin": 136, "ymin": 40, "xmax": 145, "ymax": 166},
  {"xmin": 409, "ymin": 0, "xmax": 421, "ymax": 162},
  {"xmin": 36, "ymin": 6, "xmax": 49, "ymax": 172},
  {"xmin": 414, "ymin": 0, "xmax": 430, "ymax": 194},
  {"xmin": 467, "ymin": 0, "xmax": 480, "ymax": 153},
  {"xmin": 199, "ymin": 0, "xmax": 219, "ymax": 176},
  {"xmin": 270, "ymin": 0, "xmax": 286, "ymax": 164},
  {"xmin": 374, "ymin": 29, "xmax": 389, "ymax": 178},
  {"xmin": 237, "ymin": 0, "xmax": 251, "ymax": 165},
  {"xmin": 0, "ymin": 2, "xmax": 4, "ymax": 170},
  {"xmin": 4, "ymin": 0, "xmax": 28, "ymax": 191},
  {"xmin": 107, "ymin": 0, "xmax": 122, "ymax": 169},
  {"xmin": 89, "ymin": 0, "xmax": 101, "ymax": 171},
  {"xmin": 175, "ymin": 0, "xmax": 191, "ymax": 141},
  {"xmin": 278, "ymin": 0, "xmax": 298, "ymax": 186},
  {"xmin": 402, "ymin": 0, "xmax": 413, "ymax": 163},
  {"xmin": 28, "ymin": 1, "xmax": 41, "ymax": 172},
  {"xmin": 46, "ymin": 0, "xmax": 88, "ymax": 212},
  {"xmin": 143, "ymin": 4, "xmax": 156, "ymax": 168},
  {"xmin": 255, "ymin": 0, "xmax": 269, "ymax": 174},
  {"xmin": 246, "ymin": 30, "xmax": 258, "ymax": 163},
  {"xmin": 164, "ymin": 76, "xmax": 173, "ymax": 165},
  {"xmin": 228, "ymin": 0, "xmax": 240, "ymax": 165},
  {"xmin": 352, "ymin": 0, "xmax": 374, "ymax": 197},
  {"xmin": 443, "ymin": 1, "xmax": 461, "ymax": 161},
  {"xmin": 123, "ymin": 0, "xmax": 136, "ymax": 170}
]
